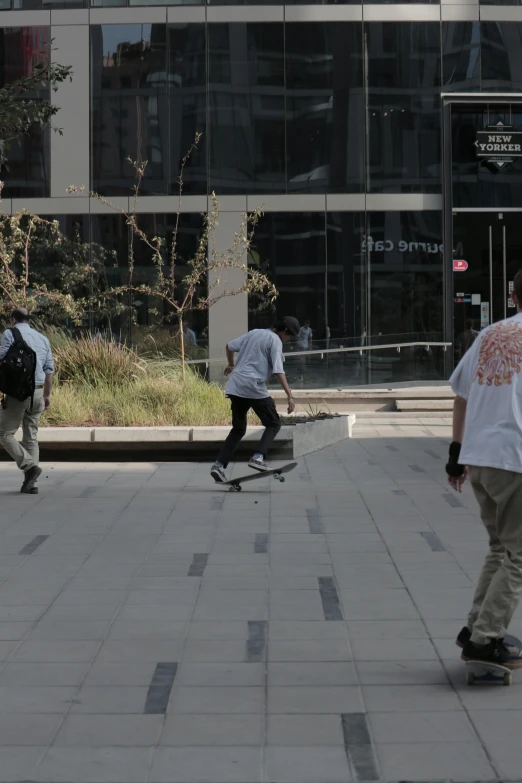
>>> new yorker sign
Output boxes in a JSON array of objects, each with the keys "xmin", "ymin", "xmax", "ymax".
[{"xmin": 475, "ymin": 120, "xmax": 522, "ymax": 169}]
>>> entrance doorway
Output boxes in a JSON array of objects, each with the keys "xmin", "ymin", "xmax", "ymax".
[
  {"xmin": 442, "ymin": 94, "xmax": 522, "ymax": 371},
  {"xmin": 452, "ymin": 211, "xmax": 522, "ymax": 361}
]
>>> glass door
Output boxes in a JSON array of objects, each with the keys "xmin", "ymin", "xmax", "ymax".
[{"xmin": 452, "ymin": 212, "xmax": 522, "ymax": 362}]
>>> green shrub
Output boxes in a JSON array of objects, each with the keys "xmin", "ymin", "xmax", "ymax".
[{"xmin": 42, "ymin": 330, "xmax": 257, "ymax": 427}]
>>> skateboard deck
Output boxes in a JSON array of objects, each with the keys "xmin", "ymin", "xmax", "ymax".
[
  {"xmin": 221, "ymin": 462, "xmax": 297, "ymax": 492},
  {"xmin": 465, "ymin": 660, "xmax": 513, "ymax": 686}
]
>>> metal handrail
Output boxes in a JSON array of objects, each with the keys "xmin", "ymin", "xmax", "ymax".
[{"xmin": 178, "ymin": 341, "xmax": 452, "ymax": 366}]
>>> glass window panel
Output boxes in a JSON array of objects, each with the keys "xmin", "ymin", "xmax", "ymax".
[
  {"xmin": 451, "ymin": 103, "xmax": 522, "ymax": 209},
  {"xmin": 366, "ymin": 22, "xmax": 441, "ymax": 193},
  {"xmin": 326, "ymin": 212, "xmax": 366, "ymax": 345},
  {"xmin": 366, "ymin": 211, "xmax": 443, "ymax": 344},
  {"xmin": 443, "ymin": 22, "xmax": 480, "ymax": 92},
  {"xmin": 481, "ymin": 23, "xmax": 522, "ymax": 91},
  {"xmin": 168, "ymin": 24, "xmax": 207, "ymax": 195},
  {"xmin": 0, "ymin": 27, "xmax": 50, "ymax": 197},
  {"xmin": 132, "ymin": 212, "xmax": 207, "ymax": 355},
  {"xmin": 91, "ymin": 25, "xmax": 168, "ymax": 195},
  {"xmin": 248, "ymin": 212, "xmax": 326, "ymax": 337},
  {"xmin": 208, "ymin": 23, "xmax": 285, "ymax": 194},
  {"xmin": 90, "ymin": 214, "xmax": 131, "ymax": 339},
  {"xmin": 285, "ymin": 23, "xmax": 364, "ymax": 193}
]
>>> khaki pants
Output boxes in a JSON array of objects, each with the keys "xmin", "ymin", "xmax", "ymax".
[
  {"xmin": 468, "ymin": 465, "xmax": 522, "ymax": 644},
  {"xmin": 0, "ymin": 389, "xmax": 45, "ymax": 473}
]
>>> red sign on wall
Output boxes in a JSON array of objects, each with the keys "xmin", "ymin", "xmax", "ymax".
[{"xmin": 453, "ymin": 260, "xmax": 468, "ymax": 272}]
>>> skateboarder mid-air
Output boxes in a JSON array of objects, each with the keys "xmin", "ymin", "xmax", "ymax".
[
  {"xmin": 211, "ymin": 317, "xmax": 300, "ymax": 483},
  {"xmin": 447, "ymin": 268, "xmax": 522, "ymax": 669}
]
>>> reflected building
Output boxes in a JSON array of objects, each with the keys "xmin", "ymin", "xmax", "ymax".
[{"xmin": 1, "ymin": 10, "xmax": 522, "ymax": 384}]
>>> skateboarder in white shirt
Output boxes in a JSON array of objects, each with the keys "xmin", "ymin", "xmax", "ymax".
[
  {"xmin": 447, "ymin": 269, "xmax": 522, "ymax": 669},
  {"xmin": 211, "ymin": 317, "xmax": 299, "ymax": 483}
]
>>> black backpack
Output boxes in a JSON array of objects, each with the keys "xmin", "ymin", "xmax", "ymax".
[{"xmin": 0, "ymin": 327, "xmax": 37, "ymax": 406}]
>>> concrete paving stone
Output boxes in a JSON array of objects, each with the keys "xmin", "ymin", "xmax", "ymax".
[
  {"xmin": 181, "ymin": 640, "xmax": 248, "ymax": 663},
  {"xmin": 107, "ymin": 620, "xmax": 187, "ymax": 640},
  {"xmin": 0, "ymin": 713, "xmax": 62, "ymax": 745},
  {"xmin": 11, "ymin": 640, "xmax": 101, "ymax": 663},
  {"xmin": 207, "ymin": 554, "xmax": 269, "ymax": 565},
  {"xmin": 369, "ymin": 711, "xmax": 479, "ymax": 743},
  {"xmin": 267, "ymin": 662, "xmax": 358, "ymax": 687},
  {"xmin": 268, "ymin": 686, "xmax": 364, "ymax": 714},
  {"xmin": 458, "ymin": 683, "xmax": 522, "ymax": 710},
  {"xmin": 0, "ymin": 590, "xmax": 58, "ymax": 606},
  {"xmin": 176, "ymin": 663, "xmax": 265, "ymax": 687},
  {"xmin": 351, "ymin": 637, "xmax": 438, "ymax": 661},
  {"xmin": 266, "ymin": 715, "xmax": 344, "ymax": 746},
  {"xmin": 363, "ymin": 684, "xmax": 462, "ymax": 712},
  {"xmin": 160, "ymin": 714, "xmax": 264, "ymax": 746},
  {"xmin": 192, "ymin": 605, "xmax": 268, "ymax": 621},
  {"xmin": 66, "ymin": 577, "xmax": 136, "ymax": 591},
  {"xmin": 268, "ymin": 564, "xmax": 334, "ymax": 578},
  {"xmin": 199, "ymin": 577, "xmax": 267, "ymax": 591},
  {"xmin": 270, "ymin": 553, "xmax": 333, "ymax": 565},
  {"xmin": 347, "ymin": 620, "xmax": 429, "ymax": 640},
  {"xmin": 340, "ymin": 592, "xmax": 420, "ymax": 621},
  {"xmin": 96, "ymin": 639, "xmax": 182, "ymax": 664},
  {"xmin": 0, "ymin": 662, "xmax": 88, "ymax": 687},
  {"xmin": 43, "ymin": 605, "xmax": 120, "ymax": 621},
  {"xmin": 125, "ymin": 589, "xmax": 197, "ymax": 606},
  {"xmin": 0, "ymin": 746, "xmax": 46, "ymax": 782},
  {"xmin": 0, "ymin": 686, "xmax": 76, "ymax": 713},
  {"xmin": 357, "ymin": 660, "xmax": 450, "ymax": 686},
  {"xmin": 267, "ymin": 639, "xmax": 352, "ymax": 662},
  {"xmin": 116, "ymin": 605, "xmax": 193, "ymax": 622},
  {"xmin": 35, "ymin": 746, "xmax": 155, "ymax": 783},
  {"xmin": 52, "ymin": 590, "xmax": 127, "ymax": 606},
  {"xmin": 264, "ymin": 745, "xmax": 352, "ymax": 783},
  {"xmin": 375, "ymin": 741, "xmax": 494, "ymax": 781},
  {"xmin": 83, "ymin": 662, "xmax": 157, "ymax": 687},
  {"xmin": 29, "ymin": 621, "xmax": 111, "ymax": 641},
  {"xmin": 197, "ymin": 590, "xmax": 267, "ymax": 606},
  {"xmin": 170, "ymin": 686, "xmax": 265, "ymax": 714},
  {"xmin": 0, "ymin": 621, "xmax": 32, "ymax": 640},
  {"xmin": 268, "ymin": 621, "xmax": 348, "ymax": 640},
  {"xmin": 54, "ymin": 714, "xmax": 164, "ymax": 746},
  {"xmin": 186, "ymin": 622, "xmax": 248, "ymax": 641},
  {"xmin": 70, "ymin": 686, "xmax": 149, "ymax": 714},
  {"xmin": 149, "ymin": 747, "xmax": 262, "ymax": 783}
]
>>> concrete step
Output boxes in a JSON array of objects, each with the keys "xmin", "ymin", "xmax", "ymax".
[{"xmin": 396, "ymin": 399, "xmax": 454, "ymax": 412}]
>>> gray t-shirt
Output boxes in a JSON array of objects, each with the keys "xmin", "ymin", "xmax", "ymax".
[{"xmin": 225, "ymin": 329, "xmax": 284, "ymax": 399}]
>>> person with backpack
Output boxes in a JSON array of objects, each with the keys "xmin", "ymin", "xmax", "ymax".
[{"xmin": 0, "ymin": 308, "xmax": 54, "ymax": 494}]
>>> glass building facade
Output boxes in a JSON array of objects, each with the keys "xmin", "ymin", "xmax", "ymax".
[{"xmin": 2, "ymin": 10, "xmax": 522, "ymax": 386}]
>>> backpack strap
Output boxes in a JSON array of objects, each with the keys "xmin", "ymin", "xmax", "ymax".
[{"xmin": 10, "ymin": 327, "xmax": 23, "ymax": 343}]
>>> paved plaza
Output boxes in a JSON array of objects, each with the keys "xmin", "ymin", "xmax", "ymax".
[{"xmin": 0, "ymin": 416, "xmax": 521, "ymax": 782}]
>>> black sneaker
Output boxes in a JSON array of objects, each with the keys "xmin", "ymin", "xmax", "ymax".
[
  {"xmin": 462, "ymin": 637, "xmax": 522, "ymax": 669},
  {"xmin": 456, "ymin": 626, "xmax": 471, "ymax": 648},
  {"xmin": 456, "ymin": 625, "xmax": 522, "ymax": 652},
  {"xmin": 22, "ymin": 465, "xmax": 42, "ymax": 492},
  {"xmin": 20, "ymin": 485, "xmax": 38, "ymax": 495}
]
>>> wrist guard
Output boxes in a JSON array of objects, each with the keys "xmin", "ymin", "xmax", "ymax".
[{"xmin": 446, "ymin": 441, "xmax": 464, "ymax": 477}]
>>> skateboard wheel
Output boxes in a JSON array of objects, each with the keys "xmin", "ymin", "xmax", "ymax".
[
  {"xmin": 504, "ymin": 673, "xmax": 512, "ymax": 686},
  {"xmin": 466, "ymin": 672, "xmax": 475, "ymax": 686},
  {"xmin": 280, "ymin": 476, "xmax": 285, "ymax": 483}
]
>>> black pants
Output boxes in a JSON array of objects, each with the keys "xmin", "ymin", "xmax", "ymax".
[{"xmin": 217, "ymin": 395, "xmax": 281, "ymax": 468}]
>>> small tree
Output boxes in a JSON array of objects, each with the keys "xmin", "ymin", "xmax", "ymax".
[
  {"xmin": 69, "ymin": 135, "xmax": 278, "ymax": 378},
  {"xmin": 0, "ymin": 191, "xmax": 114, "ymax": 327},
  {"xmin": 0, "ymin": 44, "xmax": 72, "ymax": 169}
]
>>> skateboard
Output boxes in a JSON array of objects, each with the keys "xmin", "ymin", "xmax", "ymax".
[
  {"xmin": 221, "ymin": 462, "xmax": 297, "ymax": 492},
  {"xmin": 465, "ymin": 660, "xmax": 513, "ymax": 686}
]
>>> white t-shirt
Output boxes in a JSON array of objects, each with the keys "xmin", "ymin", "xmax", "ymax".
[
  {"xmin": 225, "ymin": 329, "xmax": 285, "ymax": 399},
  {"xmin": 450, "ymin": 313, "xmax": 522, "ymax": 473}
]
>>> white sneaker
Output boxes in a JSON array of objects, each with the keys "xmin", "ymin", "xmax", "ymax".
[
  {"xmin": 249, "ymin": 456, "xmax": 269, "ymax": 472},
  {"xmin": 211, "ymin": 463, "xmax": 227, "ymax": 483}
]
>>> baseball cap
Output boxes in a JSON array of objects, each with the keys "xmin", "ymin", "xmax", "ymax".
[{"xmin": 283, "ymin": 316, "xmax": 300, "ymax": 337}]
